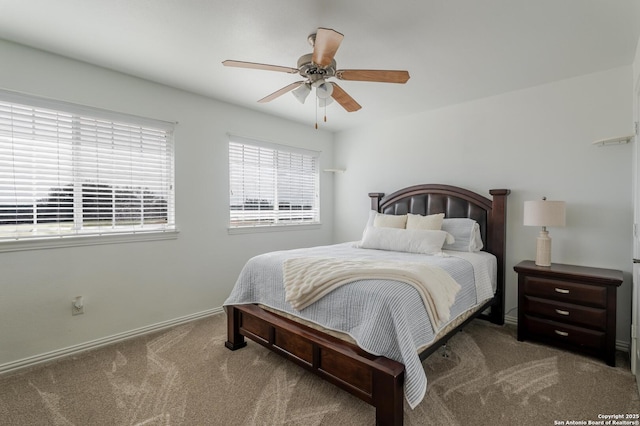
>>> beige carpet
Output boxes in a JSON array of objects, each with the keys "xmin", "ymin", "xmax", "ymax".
[{"xmin": 1, "ymin": 313, "xmax": 638, "ymax": 425}]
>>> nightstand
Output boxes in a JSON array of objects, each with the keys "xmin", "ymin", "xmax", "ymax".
[{"xmin": 514, "ymin": 260, "xmax": 623, "ymax": 366}]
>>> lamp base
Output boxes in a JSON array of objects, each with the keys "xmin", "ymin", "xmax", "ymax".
[{"xmin": 535, "ymin": 229, "xmax": 551, "ymax": 267}]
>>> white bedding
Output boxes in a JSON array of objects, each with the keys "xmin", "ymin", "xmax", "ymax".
[{"xmin": 224, "ymin": 242, "xmax": 497, "ymax": 409}]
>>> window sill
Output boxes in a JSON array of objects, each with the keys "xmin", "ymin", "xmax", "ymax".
[
  {"xmin": 0, "ymin": 230, "xmax": 179, "ymax": 253},
  {"xmin": 228, "ymin": 223, "xmax": 322, "ymax": 235}
]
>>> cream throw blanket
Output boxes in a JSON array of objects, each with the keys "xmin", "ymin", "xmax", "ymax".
[{"xmin": 283, "ymin": 257, "xmax": 461, "ymax": 330}]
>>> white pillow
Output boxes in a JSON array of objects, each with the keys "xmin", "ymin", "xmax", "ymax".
[
  {"xmin": 406, "ymin": 213, "xmax": 444, "ymax": 230},
  {"xmin": 361, "ymin": 211, "xmax": 405, "ymax": 241},
  {"xmin": 372, "ymin": 212, "xmax": 407, "ymax": 229},
  {"xmin": 441, "ymin": 218, "xmax": 484, "ymax": 252},
  {"xmin": 360, "ymin": 226, "xmax": 454, "ymax": 255}
]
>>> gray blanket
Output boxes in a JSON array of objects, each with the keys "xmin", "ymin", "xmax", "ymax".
[{"xmin": 224, "ymin": 242, "xmax": 495, "ymax": 408}]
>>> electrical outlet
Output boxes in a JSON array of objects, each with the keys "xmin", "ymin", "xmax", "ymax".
[{"xmin": 72, "ymin": 296, "xmax": 84, "ymax": 316}]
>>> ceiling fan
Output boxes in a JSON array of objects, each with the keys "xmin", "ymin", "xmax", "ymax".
[{"xmin": 222, "ymin": 28, "xmax": 410, "ymax": 117}]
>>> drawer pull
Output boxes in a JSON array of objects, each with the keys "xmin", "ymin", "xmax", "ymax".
[
  {"xmin": 554, "ymin": 288, "xmax": 570, "ymax": 294},
  {"xmin": 555, "ymin": 309, "xmax": 570, "ymax": 316},
  {"xmin": 554, "ymin": 330, "xmax": 569, "ymax": 337}
]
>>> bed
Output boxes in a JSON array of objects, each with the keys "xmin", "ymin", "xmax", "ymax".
[{"xmin": 224, "ymin": 184, "xmax": 509, "ymax": 425}]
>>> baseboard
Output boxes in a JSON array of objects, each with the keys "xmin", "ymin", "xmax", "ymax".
[
  {"xmin": 2, "ymin": 308, "xmax": 631, "ymax": 375},
  {"xmin": 0, "ymin": 306, "xmax": 224, "ymax": 376},
  {"xmin": 503, "ymin": 314, "xmax": 630, "ymax": 353}
]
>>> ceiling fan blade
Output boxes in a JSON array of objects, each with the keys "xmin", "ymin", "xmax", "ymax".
[
  {"xmin": 330, "ymin": 83, "xmax": 361, "ymax": 112},
  {"xmin": 258, "ymin": 81, "xmax": 305, "ymax": 103},
  {"xmin": 336, "ymin": 69, "xmax": 410, "ymax": 84},
  {"xmin": 312, "ymin": 28, "xmax": 344, "ymax": 67},
  {"xmin": 222, "ymin": 60, "xmax": 298, "ymax": 74}
]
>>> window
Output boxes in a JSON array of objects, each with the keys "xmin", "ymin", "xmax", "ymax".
[
  {"xmin": 0, "ymin": 90, "xmax": 175, "ymax": 243},
  {"xmin": 229, "ymin": 135, "xmax": 319, "ymax": 229}
]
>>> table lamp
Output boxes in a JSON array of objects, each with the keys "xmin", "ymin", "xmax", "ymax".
[{"xmin": 523, "ymin": 197, "xmax": 566, "ymax": 267}]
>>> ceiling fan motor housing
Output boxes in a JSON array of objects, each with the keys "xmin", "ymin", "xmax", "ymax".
[{"xmin": 297, "ymin": 53, "xmax": 336, "ymax": 83}]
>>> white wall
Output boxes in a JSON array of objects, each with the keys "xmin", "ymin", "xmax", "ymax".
[
  {"xmin": 0, "ymin": 37, "xmax": 635, "ymax": 369},
  {"xmin": 630, "ymin": 31, "xmax": 640, "ymax": 378},
  {"xmin": 334, "ymin": 66, "xmax": 634, "ymax": 345},
  {"xmin": 0, "ymin": 40, "xmax": 334, "ymax": 368}
]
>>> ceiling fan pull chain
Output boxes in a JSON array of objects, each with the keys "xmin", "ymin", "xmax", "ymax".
[{"xmin": 315, "ymin": 93, "xmax": 318, "ymax": 129}]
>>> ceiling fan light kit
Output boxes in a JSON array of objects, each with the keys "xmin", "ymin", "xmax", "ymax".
[
  {"xmin": 291, "ymin": 83, "xmax": 311, "ymax": 104},
  {"xmin": 223, "ymin": 27, "xmax": 410, "ymax": 128},
  {"xmin": 312, "ymin": 79, "xmax": 333, "ymax": 99},
  {"xmin": 318, "ymin": 97, "xmax": 333, "ymax": 107}
]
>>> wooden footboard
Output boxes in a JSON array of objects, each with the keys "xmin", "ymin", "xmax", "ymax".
[{"xmin": 225, "ymin": 304, "xmax": 405, "ymax": 426}]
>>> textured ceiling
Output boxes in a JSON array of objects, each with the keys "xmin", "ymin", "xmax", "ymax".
[{"xmin": 0, "ymin": 0, "xmax": 639, "ymax": 131}]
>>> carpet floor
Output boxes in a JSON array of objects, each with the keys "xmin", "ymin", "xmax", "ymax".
[{"xmin": 1, "ymin": 313, "xmax": 638, "ymax": 425}]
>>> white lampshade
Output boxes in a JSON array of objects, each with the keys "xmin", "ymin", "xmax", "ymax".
[
  {"xmin": 291, "ymin": 83, "xmax": 311, "ymax": 104},
  {"xmin": 523, "ymin": 200, "xmax": 566, "ymax": 227},
  {"xmin": 523, "ymin": 198, "xmax": 566, "ymax": 267},
  {"xmin": 313, "ymin": 80, "xmax": 333, "ymax": 99},
  {"xmin": 318, "ymin": 97, "xmax": 334, "ymax": 107}
]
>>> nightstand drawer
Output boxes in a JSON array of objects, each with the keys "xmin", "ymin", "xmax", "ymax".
[
  {"xmin": 522, "ymin": 295, "xmax": 607, "ymax": 330},
  {"xmin": 522, "ymin": 276, "xmax": 607, "ymax": 307},
  {"xmin": 523, "ymin": 315, "xmax": 606, "ymax": 351}
]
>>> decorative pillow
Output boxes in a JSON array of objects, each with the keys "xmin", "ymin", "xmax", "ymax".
[
  {"xmin": 405, "ymin": 213, "xmax": 445, "ymax": 231},
  {"xmin": 360, "ymin": 226, "xmax": 454, "ymax": 255},
  {"xmin": 372, "ymin": 212, "xmax": 407, "ymax": 229},
  {"xmin": 441, "ymin": 218, "xmax": 484, "ymax": 252}
]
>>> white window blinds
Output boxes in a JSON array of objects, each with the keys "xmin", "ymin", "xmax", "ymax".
[
  {"xmin": 229, "ymin": 135, "xmax": 319, "ymax": 228},
  {"xmin": 0, "ymin": 90, "xmax": 175, "ymax": 241}
]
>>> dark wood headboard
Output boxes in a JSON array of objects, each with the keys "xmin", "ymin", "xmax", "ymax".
[{"xmin": 369, "ymin": 184, "xmax": 510, "ymax": 324}]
